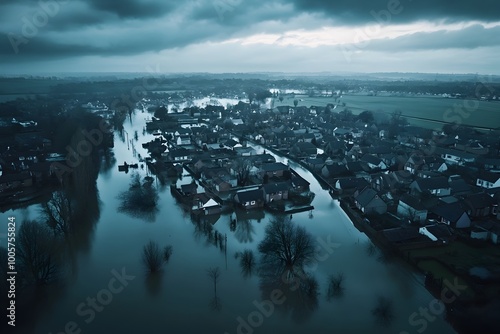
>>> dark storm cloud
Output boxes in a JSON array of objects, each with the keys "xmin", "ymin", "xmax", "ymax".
[
  {"xmin": 366, "ymin": 25, "xmax": 500, "ymax": 51},
  {"xmin": 85, "ymin": 0, "xmax": 176, "ymax": 19},
  {"xmin": 0, "ymin": 0, "xmax": 499, "ymax": 72},
  {"xmin": 292, "ymin": 0, "xmax": 500, "ymax": 24}
]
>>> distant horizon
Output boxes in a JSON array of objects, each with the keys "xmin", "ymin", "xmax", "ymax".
[{"xmin": 2, "ymin": 71, "xmax": 500, "ymax": 79}]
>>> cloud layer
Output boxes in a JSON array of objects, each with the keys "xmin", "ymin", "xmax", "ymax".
[{"xmin": 0, "ymin": 0, "xmax": 498, "ymax": 74}]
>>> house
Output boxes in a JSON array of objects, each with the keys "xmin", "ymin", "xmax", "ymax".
[
  {"xmin": 463, "ymin": 193, "xmax": 496, "ymax": 218},
  {"xmin": 174, "ymin": 127, "xmax": 192, "ymax": 137},
  {"xmin": 213, "ymin": 177, "xmax": 233, "ymax": 192},
  {"xmin": 290, "ymin": 142, "xmax": 317, "ymax": 158},
  {"xmin": 449, "ymin": 175, "xmax": 473, "ymax": 196},
  {"xmin": 436, "ymin": 147, "xmax": 477, "ymax": 166},
  {"xmin": 354, "ymin": 188, "xmax": 387, "ymax": 215},
  {"xmin": 419, "ymin": 224, "xmax": 454, "ymax": 243},
  {"xmin": 479, "ymin": 158, "xmax": 500, "ymax": 171},
  {"xmin": 373, "ymin": 172, "xmax": 401, "ymax": 193},
  {"xmin": 235, "ymin": 147, "xmax": 256, "ymax": 157},
  {"xmin": 260, "ymin": 162, "xmax": 289, "ymax": 178},
  {"xmin": 290, "ymin": 173, "xmax": 310, "ymax": 192},
  {"xmin": 192, "ymin": 193, "xmax": 222, "ymax": 215},
  {"xmin": 397, "ymin": 194, "xmax": 428, "ymax": 223},
  {"xmin": 335, "ymin": 177, "xmax": 370, "ymax": 193},
  {"xmin": 429, "ymin": 201, "xmax": 471, "ymax": 229},
  {"xmin": 410, "ymin": 177, "xmax": 451, "ymax": 197},
  {"xmin": 404, "ymin": 154, "xmax": 425, "ymax": 174},
  {"xmin": 169, "ymin": 148, "xmax": 191, "ymax": 162},
  {"xmin": 382, "ymin": 227, "xmax": 421, "ymax": 244},
  {"xmin": 346, "ymin": 161, "xmax": 370, "ymax": 174},
  {"xmin": 476, "ymin": 172, "xmax": 500, "ymax": 189},
  {"xmin": 180, "ymin": 183, "xmax": 198, "ymax": 196},
  {"xmin": 223, "ymin": 139, "xmax": 242, "ymax": 150},
  {"xmin": 305, "ymin": 157, "xmax": 325, "ymax": 171},
  {"xmin": 28, "ymin": 161, "xmax": 56, "ymax": 184},
  {"xmin": 324, "ymin": 139, "xmax": 347, "ymax": 156},
  {"xmin": 360, "ymin": 154, "xmax": 387, "ymax": 170},
  {"xmin": 262, "ymin": 182, "xmax": 289, "ymax": 203},
  {"xmin": 333, "ymin": 127, "xmax": 352, "ymax": 138},
  {"xmin": 234, "ymin": 188, "xmax": 265, "ymax": 209},
  {"xmin": 0, "ymin": 172, "xmax": 33, "ymax": 191},
  {"xmin": 321, "ymin": 163, "xmax": 349, "ymax": 179},
  {"xmin": 471, "ymin": 221, "xmax": 500, "ymax": 244},
  {"xmin": 176, "ymin": 135, "xmax": 191, "ymax": 146}
]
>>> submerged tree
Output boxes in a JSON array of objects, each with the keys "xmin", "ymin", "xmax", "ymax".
[
  {"xmin": 119, "ymin": 174, "xmax": 159, "ymax": 220},
  {"xmin": 258, "ymin": 216, "xmax": 316, "ymax": 277},
  {"xmin": 17, "ymin": 220, "xmax": 62, "ymax": 285},
  {"xmin": 258, "ymin": 216, "xmax": 319, "ymax": 322},
  {"xmin": 142, "ymin": 240, "xmax": 173, "ymax": 273},
  {"xmin": 327, "ymin": 272, "xmax": 345, "ymax": 300},
  {"xmin": 42, "ymin": 190, "xmax": 75, "ymax": 236}
]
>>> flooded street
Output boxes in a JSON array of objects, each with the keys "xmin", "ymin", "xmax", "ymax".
[{"xmin": 1, "ymin": 109, "xmax": 456, "ymax": 334}]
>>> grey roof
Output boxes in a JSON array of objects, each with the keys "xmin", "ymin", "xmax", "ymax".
[
  {"xmin": 261, "ymin": 162, "xmax": 288, "ymax": 172},
  {"xmin": 430, "ymin": 202, "xmax": 468, "ymax": 223},
  {"xmin": 383, "ymin": 227, "xmax": 420, "ymax": 243},
  {"xmin": 424, "ymin": 224, "xmax": 453, "ymax": 238},
  {"xmin": 414, "ymin": 176, "xmax": 449, "ymax": 191},
  {"xmin": 464, "ymin": 192, "xmax": 496, "ymax": 209},
  {"xmin": 399, "ymin": 194, "xmax": 426, "ymax": 211},
  {"xmin": 355, "ymin": 188, "xmax": 379, "ymax": 207},
  {"xmin": 477, "ymin": 171, "xmax": 500, "ymax": 183},
  {"xmin": 360, "ymin": 154, "xmax": 383, "ymax": 166},
  {"xmin": 235, "ymin": 188, "xmax": 264, "ymax": 202},
  {"xmin": 262, "ymin": 182, "xmax": 290, "ymax": 194},
  {"xmin": 337, "ymin": 177, "xmax": 369, "ymax": 190}
]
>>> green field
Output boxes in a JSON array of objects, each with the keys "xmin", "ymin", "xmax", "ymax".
[{"xmin": 274, "ymin": 95, "xmax": 500, "ymax": 130}]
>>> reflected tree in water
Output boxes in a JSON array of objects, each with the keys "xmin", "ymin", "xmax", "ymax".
[
  {"xmin": 142, "ymin": 240, "xmax": 172, "ymax": 273},
  {"xmin": 118, "ymin": 173, "xmax": 159, "ymax": 221},
  {"xmin": 238, "ymin": 250, "xmax": 256, "ymax": 279},
  {"xmin": 234, "ymin": 219, "xmax": 255, "ymax": 244},
  {"xmin": 371, "ymin": 296, "xmax": 395, "ymax": 327},
  {"xmin": 42, "ymin": 190, "xmax": 75, "ymax": 236},
  {"xmin": 258, "ymin": 216, "xmax": 319, "ymax": 322},
  {"xmin": 326, "ymin": 272, "xmax": 345, "ymax": 300},
  {"xmin": 207, "ymin": 267, "xmax": 222, "ymax": 311},
  {"xmin": 17, "ymin": 220, "xmax": 63, "ymax": 285}
]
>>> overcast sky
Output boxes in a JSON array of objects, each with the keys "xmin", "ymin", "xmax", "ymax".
[{"xmin": 1, "ymin": 0, "xmax": 499, "ymax": 75}]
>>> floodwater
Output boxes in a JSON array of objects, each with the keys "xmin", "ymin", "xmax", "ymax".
[{"xmin": 1, "ymin": 109, "xmax": 456, "ymax": 334}]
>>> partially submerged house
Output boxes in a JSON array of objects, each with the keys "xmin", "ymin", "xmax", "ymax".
[
  {"xmin": 397, "ymin": 194, "xmax": 428, "ymax": 223},
  {"xmin": 234, "ymin": 188, "xmax": 264, "ymax": 209},
  {"xmin": 354, "ymin": 188, "xmax": 387, "ymax": 215},
  {"xmin": 262, "ymin": 182, "xmax": 289, "ymax": 203}
]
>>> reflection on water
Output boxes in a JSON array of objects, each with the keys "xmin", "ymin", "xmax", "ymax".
[{"xmin": 0, "ymin": 108, "xmax": 457, "ymax": 334}]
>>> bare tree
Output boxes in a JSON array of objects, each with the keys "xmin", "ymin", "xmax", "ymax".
[
  {"xmin": 119, "ymin": 174, "xmax": 159, "ymax": 220},
  {"xmin": 258, "ymin": 216, "xmax": 316, "ymax": 280},
  {"xmin": 207, "ymin": 267, "xmax": 221, "ymax": 296},
  {"xmin": 233, "ymin": 158, "xmax": 252, "ymax": 187},
  {"xmin": 42, "ymin": 190, "xmax": 75, "ymax": 236},
  {"xmin": 143, "ymin": 241, "xmax": 163, "ymax": 273},
  {"xmin": 17, "ymin": 220, "xmax": 62, "ymax": 285},
  {"xmin": 142, "ymin": 241, "xmax": 172, "ymax": 273}
]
